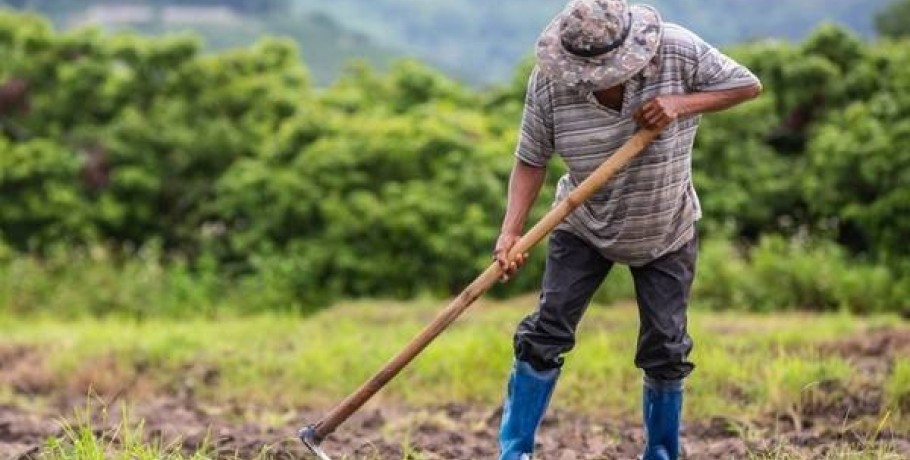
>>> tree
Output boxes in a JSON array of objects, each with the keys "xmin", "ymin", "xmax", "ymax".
[{"xmin": 875, "ymin": 0, "xmax": 910, "ymax": 38}]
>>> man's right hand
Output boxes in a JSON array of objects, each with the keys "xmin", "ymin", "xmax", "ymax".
[{"xmin": 494, "ymin": 232, "xmax": 528, "ymax": 282}]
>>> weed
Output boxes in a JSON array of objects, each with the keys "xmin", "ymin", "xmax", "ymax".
[{"xmin": 886, "ymin": 358, "xmax": 910, "ymax": 414}]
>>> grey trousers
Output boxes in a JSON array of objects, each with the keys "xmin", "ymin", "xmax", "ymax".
[{"xmin": 513, "ymin": 230, "xmax": 697, "ymax": 381}]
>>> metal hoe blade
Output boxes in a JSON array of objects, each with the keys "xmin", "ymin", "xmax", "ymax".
[{"xmin": 298, "ymin": 426, "xmax": 333, "ymax": 460}]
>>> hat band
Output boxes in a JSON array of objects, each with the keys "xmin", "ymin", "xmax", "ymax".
[{"xmin": 561, "ymin": 11, "xmax": 633, "ymax": 58}]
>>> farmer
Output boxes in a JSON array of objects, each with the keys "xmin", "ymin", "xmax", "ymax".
[{"xmin": 492, "ymin": 1, "xmax": 762, "ymax": 459}]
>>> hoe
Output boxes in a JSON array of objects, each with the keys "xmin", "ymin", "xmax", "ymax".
[{"xmin": 299, "ymin": 128, "xmax": 663, "ymax": 460}]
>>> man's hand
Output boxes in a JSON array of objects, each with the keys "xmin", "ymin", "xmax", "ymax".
[
  {"xmin": 634, "ymin": 85, "xmax": 763, "ymax": 130},
  {"xmin": 633, "ymin": 95, "xmax": 687, "ymax": 130},
  {"xmin": 494, "ymin": 232, "xmax": 528, "ymax": 282}
]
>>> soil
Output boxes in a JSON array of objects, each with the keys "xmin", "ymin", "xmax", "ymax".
[
  {"xmin": 1, "ymin": 329, "xmax": 908, "ymax": 460},
  {"xmin": 820, "ymin": 326, "xmax": 910, "ymax": 375}
]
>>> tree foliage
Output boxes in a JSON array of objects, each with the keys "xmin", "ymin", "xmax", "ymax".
[
  {"xmin": 1, "ymin": 11, "xmax": 909, "ymax": 311},
  {"xmin": 693, "ymin": 26, "xmax": 910, "ymax": 264},
  {"xmin": 876, "ymin": 0, "xmax": 910, "ymax": 38}
]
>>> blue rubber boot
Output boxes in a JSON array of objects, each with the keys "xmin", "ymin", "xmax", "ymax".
[
  {"xmin": 498, "ymin": 360, "xmax": 560, "ymax": 460},
  {"xmin": 642, "ymin": 377, "xmax": 684, "ymax": 460}
]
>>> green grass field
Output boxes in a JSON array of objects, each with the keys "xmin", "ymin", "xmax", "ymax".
[{"xmin": 1, "ymin": 298, "xmax": 908, "ymax": 459}]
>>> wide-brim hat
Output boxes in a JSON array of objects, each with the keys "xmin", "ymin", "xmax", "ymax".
[{"xmin": 536, "ymin": 0, "xmax": 663, "ymax": 90}]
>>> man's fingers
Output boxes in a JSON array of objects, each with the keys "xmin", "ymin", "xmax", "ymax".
[
  {"xmin": 500, "ymin": 264, "xmax": 515, "ymax": 283},
  {"xmin": 646, "ymin": 110, "xmax": 670, "ymax": 129},
  {"xmin": 642, "ymin": 113, "xmax": 658, "ymax": 128},
  {"xmin": 498, "ymin": 260, "xmax": 509, "ymax": 281},
  {"xmin": 635, "ymin": 98, "xmax": 678, "ymax": 130},
  {"xmin": 646, "ymin": 112, "xmax": 662, "ymax": 126},
  {"xmin": 639, "ymin": 115, "xmax": 657, "ymax": 129},
  {"xmin": 493, "ymin": 232, "xmax": 528, "ymax": 282},
  {"xmin": 635, "ymin": 104, "xmax": 661, "ymax": 129},
  {"xmin": 641, "ymin": 101, "xmax": 657, "ymax": 113},
  {"xmin": 495, "ymin": 254, "xmax": 510, "ymax": 271},
  {"xmin": 496, "ymin": 252, "xmax": 530, "ymax": 283},
  {"xmin": 644, "ymin": 105, "xmax": 663, "ymax": 120}
]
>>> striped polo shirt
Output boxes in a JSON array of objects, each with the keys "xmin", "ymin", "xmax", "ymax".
[{"xmin": 516, "ymin": 23, "xmax": 760, "ymax": 266}]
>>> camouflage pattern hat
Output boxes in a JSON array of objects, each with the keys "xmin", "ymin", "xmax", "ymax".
[{"xmin": 536, "ymin": 0, "xmax": 663, "ymax": 90}]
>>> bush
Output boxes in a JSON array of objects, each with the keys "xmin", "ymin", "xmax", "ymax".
[
  {"xmin": 0, "ymin": 243, "xmax": 318, "ymax": 318},
  {"xmin": 2, "ymin": 10, "xmax": 910, "ymax": 313},
  {"xmin": 5, "ymin": 233, "xmax": 905, "ymax": 318},
  {"xmin": 695, "ymin": 236, "xmax": 906, "ymax": 313}
]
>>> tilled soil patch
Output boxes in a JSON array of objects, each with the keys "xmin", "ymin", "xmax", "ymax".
[
  {"xmin": 1, "ymin": 327, "xmax": 909, "ymax": 459},
  {"xmin": 1, "ymin": 397, "xmax": 907, "ymax": 460},
  {"xmin": 819, "ymin": 327, "xmax": 910, "ymax": 375}
]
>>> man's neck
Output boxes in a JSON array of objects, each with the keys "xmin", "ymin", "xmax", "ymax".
[{"xmin": 593, "ymin": 84, "xmax": 624, "ymax": 111}]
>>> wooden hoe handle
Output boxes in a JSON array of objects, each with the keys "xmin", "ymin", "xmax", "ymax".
[{"xmin": 301, "ymin": 128, "xmax": 663, "ymax": 453}]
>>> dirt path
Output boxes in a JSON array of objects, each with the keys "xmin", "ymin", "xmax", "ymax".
[{"xmin": 1, "ymin": 329, "xmax": 909, "ymax": 459}]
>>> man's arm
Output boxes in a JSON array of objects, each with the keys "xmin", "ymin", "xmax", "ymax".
[
  {"xmin": 494, "ymin": 159, "xmax": 547, "ymax": 281},
  {"xmin": 633, "ymin": 84, "xmax": 763, "ymax": 129},
  {"xmin": 496, "ymin": 67, "xmax": 554, "ymax": 281},
  {"xmin": 635, "ymin": 26, "xmax": 763, "ymax": 129}
]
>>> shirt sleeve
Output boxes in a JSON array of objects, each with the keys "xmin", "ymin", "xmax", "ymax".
[
  {"xmin": 684, "ymin": 31, "xmax": 760, "ymax": 93},
  {"xmin": 514, "ymin": 67, "xmax": 555, "ymax": 167}
]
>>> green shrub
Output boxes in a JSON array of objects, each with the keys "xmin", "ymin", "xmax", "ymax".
[
  {"xmin": 2, "ymin": 10, "xmax": 910, "ymax": 313},
  {"xmin": 695, "ymin": 236, "xmax": 904, "ymax": 313},
  {"xmin": 0, "ymin": 139, "xmax": 94, "ymax": 249}
]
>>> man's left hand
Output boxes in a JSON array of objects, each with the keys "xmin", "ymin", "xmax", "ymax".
[{"xmin": 633, "ymin": 95, "xmax": 687, "ymax": 130}]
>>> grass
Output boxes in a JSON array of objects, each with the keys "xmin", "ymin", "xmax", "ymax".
[
  {"xmin": 0, "ymin": 298, "xmax": 904, "ymax": 418},
  {"xmin": 38, "ymin": 402, "xmax": 210, "ymax": 460},
  {"xmin": 886, "ymin": 358, "xmax": 910, "ymax": 415},
  {"xmin": 749, "ymin": 446, "xmax": 905, "ymax": 460},
  {"xmin": 32, "ymin": 399, "xmax": 431, "ymax": 460},
  {"xmin": 1, "ymin": 298, "xmax": 908, "ymax": 458},
  {"xmin": 31, "ymin": 415, "xmax": 908, "ymax": 460},
  {"xmin": 4, "ymin": 236, "xmax": 910, "ymax": 318}
]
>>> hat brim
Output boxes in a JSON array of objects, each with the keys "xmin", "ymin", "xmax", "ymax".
[{"xmin": 536, "ymin": 4, "xmax": 662, "ymax": 89}]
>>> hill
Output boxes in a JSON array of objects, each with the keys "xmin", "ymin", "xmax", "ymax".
[
  {"xmin": 0, "ymin": 0, "xmax": 898, "ymax": 84},
  {"xmin": 298, "ymin": 0, "xmax": 892, "ymax": 84},
  {"xmin": 148, "ymin": 11, "xmax": 399, "ymax": 85},
  {"xmin": 0, "ymin": 1, "xmax": 398, "ymax": 85}
]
